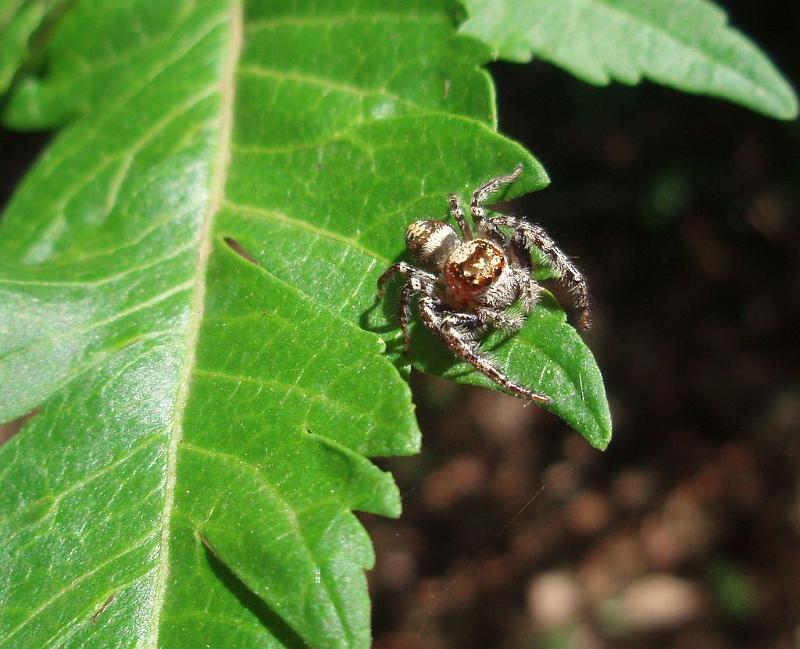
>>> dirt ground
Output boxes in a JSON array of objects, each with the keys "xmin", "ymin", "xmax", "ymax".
[{"xmin": 366, "ymin": 3, "xmax": 800, "ymax": 647}]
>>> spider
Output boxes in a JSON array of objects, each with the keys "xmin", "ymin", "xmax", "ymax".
[{"xmin": 377, "ymin": 165, "xmax": 591, "ymax": 406}]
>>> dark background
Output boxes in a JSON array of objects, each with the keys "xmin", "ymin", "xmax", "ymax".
[
  {"xmin": 366, "ymin": 2, "xmax": 800, "ymax": 648},
  {"xmin": 1, "ymin": 2, "xmax": 797, "ymax": 648}
]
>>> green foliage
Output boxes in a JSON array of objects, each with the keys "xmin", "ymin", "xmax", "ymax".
[
  {"xmin": 408, "ymin": 295, "xmax": 610, "ymax": 449},
  {"xmin": 0, "ymin": 0, "xmax": 609, "ymax": 647},
  {"xmin": 460, "ymin": 0, "xmax": 798, "ymax": 120},
  {"xmin": 0, "ymin": 0, "xmax": 50, "ymax": 95}
]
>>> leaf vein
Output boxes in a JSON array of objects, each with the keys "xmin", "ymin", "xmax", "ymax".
[
  {"xmin": 223, "ymin": 199, "xmax": 389, "ymax": 264},
  {"xmin": 0, "ymin": 531, "xmax": 159, "ymax": 646}
]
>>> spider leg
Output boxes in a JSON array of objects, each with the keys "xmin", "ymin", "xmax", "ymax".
[
  {"xmin": 492, "ymin": 216, "xmax": 592, "ymax": 330},
  {"xmin": 448, "ymin": 194, "xmax": 473, "ymax": 240},
  {"xmin": 470, "ymin": 165, "xmax": 524, "ymax": 235},
  {"xmin": 474, "ymin": 268, "xmax": 540, "ymax": 333},
  {"xmin": 399, "ymin": 281, "xmax": 414, "ymax": 351},
  {"xmin": 377, "ymin": 262, "xmax": 437, "ymax": 352},
  {"xmin": 513, "ymin": 267, "xmax": 543, "ymax": 314},
  {"xmin": 418, "ymin": 297, "xmax": 551, "ymax": 406},
  {"xmin": 476, "ymin": 307, "xmax": 525, "ymax": 333},
  {"xmin": 432, "ymin": 306, "xmax": 521, "ymax": 338},
  {"xmin": 377, "ymin": 262, "xmax": 436, "ymax": 298}
]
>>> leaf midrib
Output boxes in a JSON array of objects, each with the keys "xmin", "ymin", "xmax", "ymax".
[{"xmin": 142, "ymin": 1, "xmax": 242, "ymax": 646}]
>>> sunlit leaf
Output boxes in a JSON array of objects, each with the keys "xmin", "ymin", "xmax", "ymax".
[
  {"xmin": 0, "ymin": 0, "xmax": 610, "ymax": 646},
  {"xmin": 460, "ymin": 0, "xmax": 798, "ymax": 120}
]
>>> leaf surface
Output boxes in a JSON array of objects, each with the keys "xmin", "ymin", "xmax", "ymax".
[
  {"xmin": 0, "ymin": 0, "xmax": 609, "ymax": 647},
  {"xmin": 460, "ymin": 0, "xmax": 798, "ymax": 120},
  {"xmin": 0, "ymin": 0, "xmax": 49, "ymax": 95}
]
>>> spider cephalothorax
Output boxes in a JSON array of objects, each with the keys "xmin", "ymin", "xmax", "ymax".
[{"xmin": 377, "ymin": 165, "xmax": 591, "ymax": 406}]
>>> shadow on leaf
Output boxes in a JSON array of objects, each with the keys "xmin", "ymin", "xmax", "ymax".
[{"xmin": 200, "ymin": 532, "xmax": 307, "ymax": 649}]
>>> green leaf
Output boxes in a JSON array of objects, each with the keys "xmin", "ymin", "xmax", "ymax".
[
  {"xmin": 409, "ymin": 293, "xmax": 610, "ymax": 449},
  {"xmin": 459, "ymin": 0, "xmax": 799, "ymax": 121},
  {"xmin": 0, "ymin": 0, "xmax": 610, "ymax": 646},
  {"xmin": 0, "ymin": 0, "xmax": 49, "ymax": 96}
]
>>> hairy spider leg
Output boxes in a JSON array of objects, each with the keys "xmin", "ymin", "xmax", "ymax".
[
  {"xmin": 447, "ymin": 194, "xmax": 473, "ymax": 241},
  {"xmin": 476, "ymin": 306, "xmax": 526, "ymax": 333},
  {"xmin": 511, "ymin": 267, "xmax": 543, "ymax": 314},
  {"xmin": 471, "ymin": 164, "xmax": 524, "ymax": 207},
  {"xmin": 436, "ymin": 308, "xmax": 522, "ymax": 339},
  {"xmin": 377, "ymin": 262, "xmax": 436, "ymax": 299},
  {"xmin": 378, "ymin": 262, "xmax": 438, "ymax": 350},
  {"xmin": 432, "ymin": 310, "xmax": 485, "ymax": 344},
  {"xmin": 398, "ymin": 280, "xmax": 419, "ymax": 351},
  {"xmin": 492, "ymin": 216, "xmax": 592, "ymax": 330},
  {"xmin": 469, "ymin": 164, "xmax": 524, "ymax": 233},
  {"xmin": 418, "ymin": 296, "xmax": 552, "ymax": 406}
]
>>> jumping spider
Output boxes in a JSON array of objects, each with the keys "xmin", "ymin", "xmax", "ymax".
[{"xmin": 377, "ymin": 165, "xmax": 591, "ymax": 406}]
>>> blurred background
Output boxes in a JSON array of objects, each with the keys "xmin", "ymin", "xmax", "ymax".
[
  {"xmin": 1, "ymin": 1, "xmax": 797, "ymax": 648},
  {"xmin": 365, "ymin": 1, "xmax": 800, "ymax": 647}
]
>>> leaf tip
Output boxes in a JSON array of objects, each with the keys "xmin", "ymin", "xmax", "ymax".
[
  {"xmin": 591, "ymin": 429, "xmax": 612, "ymax": 452},
  {"xmin": 586, "ymin": 405, "xmax": 613, "ymax": 451},
  {"xmin": 774, "ymin": 90, "xmax": 799, "ymax": 121}
]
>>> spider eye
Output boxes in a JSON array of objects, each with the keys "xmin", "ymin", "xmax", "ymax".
[{"xmin": 405, "ymin": 220, "xmax": 458, "ymax": 267}]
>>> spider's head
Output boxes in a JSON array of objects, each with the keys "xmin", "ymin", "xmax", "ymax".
[
  {"xmin": 405, "ymin": 220, "xmax": 459, "ymax": 269},
  {"xmin": 444, "ymin": 239, "xmax": 506, "ymax": 301}
]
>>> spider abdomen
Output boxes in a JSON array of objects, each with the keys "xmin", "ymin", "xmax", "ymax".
[
  {"xmin": 405, "ymin": 220, "xmax": 459, "ymax": 269},
  {"xmin": 444, "ymin": 239, "xmax": 508, "ymax": 304}
]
